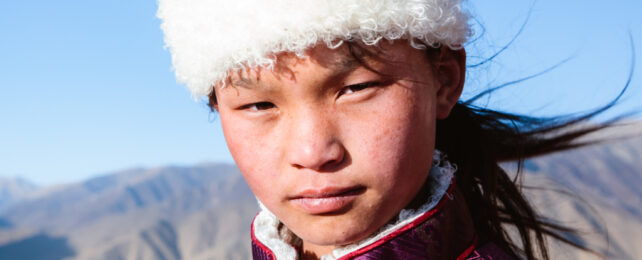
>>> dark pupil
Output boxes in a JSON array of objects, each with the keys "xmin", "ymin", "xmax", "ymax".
[
  {"xmin": 254, "ymin": 102, "xmax": 274, "ymax": 110},
  {"xmin": 351, "ymin": 83, "xmax": 372, "ymax": 91}
]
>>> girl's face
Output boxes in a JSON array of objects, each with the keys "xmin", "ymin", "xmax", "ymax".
[{"xmin": 215, "ymin": 41, "xmax": 464, "ymax": 255}]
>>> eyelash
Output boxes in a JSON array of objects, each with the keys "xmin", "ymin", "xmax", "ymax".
[
  {"xmin": 339, "ymin": 81, "xmax": 381, "ymax": 96},
  {"xmin": 240, "ymin": 102, "xmax": 275, "ymax": 111}
]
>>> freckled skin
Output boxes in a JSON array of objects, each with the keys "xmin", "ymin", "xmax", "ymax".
[{"xmin": 215, "ymin": 42, "xmax": 465, "ymax": 257}]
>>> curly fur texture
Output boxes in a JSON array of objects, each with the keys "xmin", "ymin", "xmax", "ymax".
[{"xmin": 157, "ymin": 0, "xmax": 471, "ymax": 97}]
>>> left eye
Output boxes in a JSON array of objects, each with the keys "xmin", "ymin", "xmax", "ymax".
[
  {"xmin": 239, "ymin": 102, "xmax": 276, "ymax": 111},
  {"xmin": 339, "ymin": 81, "xmax": 381, "ymax": 96}
]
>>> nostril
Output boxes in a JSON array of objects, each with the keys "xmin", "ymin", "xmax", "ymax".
[
  {"xmin": 318, "ymin": 154, "xmax": 347, "ymax": 172},
  {"xmin": 322, "ymin": 159, "xmax": 338, "ymax": 169},
  {"xmin": 326, "ymin": 159, "xmax": 337, "ymax": 165}
]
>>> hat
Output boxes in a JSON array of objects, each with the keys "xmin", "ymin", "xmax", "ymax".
[{"xmin": 157, "ymin": 0, "xmax": 471, "ymax": 97}]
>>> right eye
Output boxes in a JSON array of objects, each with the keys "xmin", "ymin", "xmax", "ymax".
[
  {"xmin": 338, "ymin": 81, "xmax": 382, "ymax": 97},
  {"xmin": 239, "ymin": 102, "xmax": 276, "ymax": 111}
]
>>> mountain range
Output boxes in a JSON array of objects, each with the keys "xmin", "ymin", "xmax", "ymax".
[
  {"xmin": 0, "ymin": 164, "xmax": 257, "ymax": 259},
  {"xmin": 0, "ymin": 126, "xmax": 640, "ymax": 259}
]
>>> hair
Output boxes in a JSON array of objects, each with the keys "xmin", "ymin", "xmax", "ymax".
[
  {"xmin": 432, "ymin": 38, "xmax": 633, "ymax": 259},
  {"xmin": 436, "ymin": 103, "xmax": 604, "ymax": 260},
  {"xmin": 207, "ymin": 41, "xmax": 631, "ymax": 260}
]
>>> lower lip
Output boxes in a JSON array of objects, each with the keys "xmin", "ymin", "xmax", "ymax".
[{"xmin": 290, "ymin": 189, "xmax": 363, "ymax": 214}]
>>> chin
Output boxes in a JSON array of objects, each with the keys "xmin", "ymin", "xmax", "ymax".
[
  {"xmin": 299, "ymin": 229, "xmax": 366, "ymax": 248},
  {"xmin": 289, "ymin": 212, "xmax": 381, "ymax": 248}
]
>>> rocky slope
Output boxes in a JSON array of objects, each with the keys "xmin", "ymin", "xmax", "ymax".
[
  {"xmin": 0, "ymin": 164, "xmax": 256, "ymax": 260},
  {"xmin": 519, "ymin": 133, "xmax": 642, "ymax": 259}
]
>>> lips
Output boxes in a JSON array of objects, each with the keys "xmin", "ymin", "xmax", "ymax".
[{"xmin": 289, "ymin": 186, "xmax": 366, "ymax": 214}]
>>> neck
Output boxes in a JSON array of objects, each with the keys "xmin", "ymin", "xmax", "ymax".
[{"xmin": 301, "ymin": 243, "xmax": 333, "ymax": 260}]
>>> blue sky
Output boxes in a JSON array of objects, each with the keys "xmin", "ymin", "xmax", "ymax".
[{"xmin": 1, "ymin": 0, "xmax": 641, "ymax": 185}]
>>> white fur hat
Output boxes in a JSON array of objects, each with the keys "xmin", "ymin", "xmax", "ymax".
[{"xmin": 157, "ymin": 0, "xmax": 471, "ymax": 97}]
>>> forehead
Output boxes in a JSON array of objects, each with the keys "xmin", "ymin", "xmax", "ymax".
[
  {"xmin": 223, "ymin": 41, "xmax": 433, "ymax": 89},
  {"xmin": 226, "ymin": 45, "xmax": 360, "ymax": 88}
]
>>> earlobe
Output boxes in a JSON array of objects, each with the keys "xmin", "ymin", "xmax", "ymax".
[{"xmin": 435, "ymin": 48, "xmax": 466, "ymax": 119}]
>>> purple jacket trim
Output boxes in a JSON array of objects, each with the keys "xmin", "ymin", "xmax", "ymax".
[
  {"xmin": 252, "ymin": 242, "xmax": 274, "ymax": 260},
  {"xmin": 251, "ymin": 239, "xmax": 514, "ymax": 260},
  {"xmin": 465, "ymin": 241, "xmax": 514, "ymax": 260}
]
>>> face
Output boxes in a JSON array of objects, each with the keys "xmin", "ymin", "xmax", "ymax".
[{"xmin": 214, "ymin": 41, "xmax": 464, "ymax": 255}]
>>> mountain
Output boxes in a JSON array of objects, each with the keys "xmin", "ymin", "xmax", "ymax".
[
  {"xmin": 0, "ymin": 178, "xmax": 39, "ymax": 212},
  {"xmin": 0, "ymin": 128, "xmax": 640, "ymax": 259},
  {"xmin": 518, "ymin": 132, "xmax": 642, "ymax": 260},
  {"xmin": 0, "ymin": 163, "xmax": 257, "ymax": 260}
]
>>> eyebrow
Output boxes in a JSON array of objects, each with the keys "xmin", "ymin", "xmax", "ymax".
[
  {"xmin": 229, "ymin": 56, "xmax": 362, "ymax": 89},
  {"xmin": 229, "ymin": 75, "xmax": 256, "ymax": 89},
  {"xmin": 331, "ymin": 57, "xmax": 359, "ymax": 74}
]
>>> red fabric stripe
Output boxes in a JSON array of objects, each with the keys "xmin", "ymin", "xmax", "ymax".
[
  {"xmin": 456, "ymin": 234, "xmax": 478, "ymax": 260},
  {"xmin": 250, "ymin": 213, "xmax": 276, "ymax": 260},
  {"xmin": 337, "ymin": 180, "xmax": 457, "ymax": 260}
]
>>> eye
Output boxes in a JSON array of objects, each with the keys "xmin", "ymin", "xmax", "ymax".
[
  {"xmin": 339, "ymin": 81, "xmax": 381, "ymax": 96},
  {"xmin": 240, "ymin": 102, "xmax": 276, "ymax": 111}
]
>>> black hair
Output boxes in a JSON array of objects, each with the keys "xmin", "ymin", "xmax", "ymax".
[{"xmin": 433, "ymin": 30, "xmax": 635, "ymax": 258}]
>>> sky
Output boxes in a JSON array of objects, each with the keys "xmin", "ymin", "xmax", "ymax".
[{"xmin": 1, "ymin": 0, "xmax": 641, "ymax": 186}]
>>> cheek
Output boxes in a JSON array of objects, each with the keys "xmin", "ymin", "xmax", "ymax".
[
  {"xmin": 218, "ymin": 111, "xmax": 281, "ymax": 202},
  {"xmin": 345, "ymin": 87, "xmax": 436, "ymax": 192}
]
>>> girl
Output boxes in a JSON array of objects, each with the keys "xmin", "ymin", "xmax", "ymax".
[{"xmin": 157, "ymin": 0, "xmax": 606, "ymax": 259}]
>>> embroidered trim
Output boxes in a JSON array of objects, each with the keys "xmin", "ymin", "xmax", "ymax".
[
  {"xmin": 252, "ymin": 209, "xmax": 299, "ymax": 259},
  {"xmin": 251, "ymin": 213, "xmax": 276, "ymax": 260}
]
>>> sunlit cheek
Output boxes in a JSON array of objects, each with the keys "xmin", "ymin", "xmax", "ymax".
[
  {"xmin": 368, "ymin": 100, "xmax": 417, "ymax": 161},
  {"xmin": 220, "ymin": 113, "xmax": 276, "ymax": 194},
  {"xmin": 349, "ymin": 89, "xmax": 434, "ymax": 196}
]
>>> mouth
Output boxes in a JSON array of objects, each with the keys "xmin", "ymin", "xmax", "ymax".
[{"xmin": 289, "ymin": 186, "xmax": 366, "ymax": 215}]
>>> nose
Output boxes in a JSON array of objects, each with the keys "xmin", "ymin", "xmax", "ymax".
[{"xmin": 287, "ymin": 108, "xmax": 346, "ymax": 172}]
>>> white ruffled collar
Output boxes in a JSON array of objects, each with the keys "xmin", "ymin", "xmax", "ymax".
[{"xmin": 252, "ymin": 150, "xmax": 457, "ymax": 259}]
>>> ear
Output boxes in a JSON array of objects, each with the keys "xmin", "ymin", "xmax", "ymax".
[
  {"xmin": 209, "ymin": 87, "xmax": 220, "ymax": 112},
  {"xmin": 434, "ymin": 48, "xmax": 466, "ymax": 119}
]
